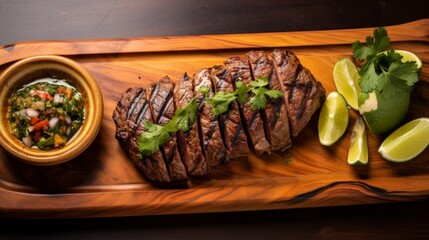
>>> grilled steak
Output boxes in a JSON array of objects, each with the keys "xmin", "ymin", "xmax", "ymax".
[
  {"xmin": 112, "ymin": 48, "xmax": 326, "ymax": 183},
  {"xmin": 175, "ymin": 73, "xmax": 209, "ymax": 176},
  {"xmin": 246, "ymin": 51, "xmax": 292, "ymax": 151},
  {"xmin": 211, "ymin": 65, "xmax": 249, "ymax": 159},
  {"xmin": 224, "ymin": 56, "xmax": 271, "ymax": 155},
  {"xmin": 147, "ymin": 76, "xmax": 188, "ymax": 181},
  {"xmin": 271, "ymin": 49, "xmax": 326, "ymax": 137},
  {"xmin": 113, "ymin": 87, "xmax": 171, "ymax": 182},
  {"xmin": 194, "ymin": 68, "xmax": 228, "ymax": 167}
]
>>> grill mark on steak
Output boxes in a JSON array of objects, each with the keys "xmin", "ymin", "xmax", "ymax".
[
  {"xmin": 246, "ymin": 50, "xmax": 292, "ymax": 152},
  {"xmin": 112, "ymin": 87, "xmax": 144, "ymax": 150},
  {"xmin": 286, "ymin": 64, "xmax": 303, "ymax": 108},
  {"xmin": 148, "ymin": 76, "xmax": 188, "ymax": 181},
  {"xmin": 272, "ymin": 49, "xmax": 326, "ymax": 137},
  {"xmin": 127, "ymin": 90, "xmax": 145, "ymax": 119},
  {"xmin": 122, "ymin": 88, "xmax": 171, "ymax": 182},
  {"xmin": 194, "ymin": 68, "xmax": 227, "ymax": 168},
  {"xmin": 211, "ymin": 65, "xmax": 249, "ymax": 159},
  {"xmin": 174, "ymin": 73, "xmax": 208, "ymax": 176},
  {"xmin": 127, "ymin": 89, "xmax": 148, "ymax": 135},
  {"xmin": 148, "ymin": 82, "xmax": 173, "ymax": 124},
  {"xmin": 224, "ymin": 56, "xmax": 271, "ymax": 155},
  {"xmin": 133, "ymin": 101, "xmax": 150, "ymax": 135}
]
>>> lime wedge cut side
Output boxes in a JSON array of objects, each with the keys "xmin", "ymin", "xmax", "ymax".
[
  {"xmin": 378, "ymin": 118, "xmax": 429, "ymax": 162},
  {"xmin": 348, "ymin": 117, "xmax": 368, "ymax": 165},
  {"xmin": 380, "ymin": 49, "xmax": 422, "ymax": 73},
  {"xmin": 318, "ymin": 91, "xmax": 349, "ymax": 146},
  {"xmin": 333, "ymin": 58, "xmax": 361, "ymax": 110},
  {"xmin": 395, "ymin": 50, "xmax": 423, "ymax": 70}
]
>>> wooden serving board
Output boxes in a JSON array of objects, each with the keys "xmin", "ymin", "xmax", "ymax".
[{"xmin": 1, "ymin": 20, "xmax": 428, "ymax": 219}]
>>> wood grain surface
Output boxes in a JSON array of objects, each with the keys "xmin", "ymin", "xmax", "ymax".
[{"xmin": 0, "ymin": 19, "xmax": 428, "ymax": 219}]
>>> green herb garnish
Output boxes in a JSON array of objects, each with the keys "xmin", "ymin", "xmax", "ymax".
[
  {"xmin": 352, "ymin": 27, "xmax": 390, "ymax": 62},
  {"xmin": 197, "ymin": 85, "xmax": 211, "ymax": 100},
  {"xmin": 206, "ymin": 91, "xmax": 237, "ymax": 116},
  {"xmin": 352, "ymin": 27, "xmax": 419, "ymax": 102},
  {"xmin": 208, "ymin": 77, "xmax": 283, "ymax": 115},
  {"xmin": 235, "ymin": 81, "xmax": 251, "ymax": 104},
  {"xmin": 137, "ymin": 77, "xmax": 283, "ymax": 156},
  {"xmin": 138, "ymin": 98, "xmax": 197, "ymax": 156},
  {"xmin": 249, "ymin": 77, "xmax": 284, "ymax": 110}
]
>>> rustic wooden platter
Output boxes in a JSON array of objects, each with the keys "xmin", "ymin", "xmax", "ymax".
[{"xmin": 0, "ymin": 19, "xmax": 428, "ymax": 219}]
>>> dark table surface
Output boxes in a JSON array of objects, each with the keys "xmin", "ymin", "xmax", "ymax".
[{"xmin": 1, "ymin": 0, "xmax": 429, "ymax": 239}]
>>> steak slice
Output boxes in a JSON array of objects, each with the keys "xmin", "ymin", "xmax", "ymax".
[
  {"xmin": 224, "ymin": 56, "xmax": 271, "ymax": 155},
  {"xmin": 175, "ymin": 73, "xmax": 209, "ymax": 176},
  {"xmin": 147, "ymin": 76, "xmax": 188, "ymax": 181},
  {"xmin": 246, "ymin": 51, "xmax": 292, "ymax": 152},
  {"xmin": 211, "ymin": 65, "xmax": 249, "ymax": 159},
  {"xmin": 112, "ymin": 87, "xmax": 144, "ymax": 150},
  {"xmin": 115, "ymin": 87, "xmax": 171, "ymax": 182},
  {"xmin": 194, "ymin": 68, "xmax": 228, "ymax": 168},
  {"xmin": 271, "ymin": 49, "xmax": 326, "ymax": 137}
]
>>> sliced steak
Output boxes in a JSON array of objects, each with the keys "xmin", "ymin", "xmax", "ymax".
[
  {"xmin": 211, "ymin": 65, "xmax": 249, "ymax": 159},
  {"xmin": 115, "ymin": 87, "xmax": 171, "ymax": 182},
  {"xmin": 147, "ymin": 76, "xmax": 188, "ymax": 181},
  {"xmin": 224, "ymin": 56, "xmax": 271, "ymax": 155},
  {"xmin": 246, "ymin": 51, "xmax": 292, "ymax": 152},
  {"xmin": 271, "ymin": 49, "xmax": 326, "ymax": 137},
  {"xmin": 194, "ymin": 68, "xmax": 228, "ymax": 167},
  {"xmin": 112, "ymin": 87, "xmax": 144, "ymax": 150},
  {"xmin": 175, "ymin": 73, "xmax": 209, "ymax": 176},
  {"xmin": 112, "ymin": 48, "xmax": 326, "ymax": 183}
]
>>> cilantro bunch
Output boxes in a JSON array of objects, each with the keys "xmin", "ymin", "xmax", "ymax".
[{"xmin": 352, "ymin": 27, "xmax": 419, "ymax": 102}]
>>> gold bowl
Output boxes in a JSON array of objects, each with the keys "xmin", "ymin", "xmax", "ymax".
[{"xmin": 0, "ymin": 55, "xmax": 103, "ymax": 166}]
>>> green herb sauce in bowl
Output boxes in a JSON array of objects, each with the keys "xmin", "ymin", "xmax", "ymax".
[{"xmin": 8, "ymin": 78, "xmax": 85, "ymax": 150}]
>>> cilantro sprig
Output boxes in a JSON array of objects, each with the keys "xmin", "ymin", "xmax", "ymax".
[
  {"xmin": 351, "ymin": 27, "xmax": 419, "ymax": 102},
  {"xmin": 138, "ymin": 98, "xmax": 197, "ymax": 156},
  {"xmin": 352, "ymin": 27, "xmax": 390, "ymax": 62},
  {"xmin": 249, "ymin": 77, "xmax": 284, "ymax": 111},
  {"xmin": 206, "ymin": 91, "xmax": 237, "ymax": 115},
  {"xmin": 137, "ymin": 76, "xmax": 283, "ymax": 156},
  {"xmin": 208, "ymin": 77, "xmax": 283, "ymax": 115}
]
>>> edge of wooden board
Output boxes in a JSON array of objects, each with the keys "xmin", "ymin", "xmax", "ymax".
[{"xmin": 0, "ymin": 19, "xmax": 428, "ymax": 66}]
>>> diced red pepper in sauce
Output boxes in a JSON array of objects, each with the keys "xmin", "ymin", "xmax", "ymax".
[
  {"xmin": 31, "ymin": 90, "xmax": 53, "ymax": 101},
  {"xmin": 34, "ymin": 119, "xmax": 49, "ymax": 130},
  {"xmin": 31, "ymin": 117, "xmax": 39, "ymax": 125}
]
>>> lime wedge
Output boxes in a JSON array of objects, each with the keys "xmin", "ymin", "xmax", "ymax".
[
  {"xmin": 348, "ymin": 117, "xmax": 368, "ymax": 165},
  {"xmin": 333, "ymin": 58, "xmax": 361, "ymax": 110},
  {"xmin": 380, "ymin": 49, "xmax": 422, "ymax": 73},
  {"xmin": 395, "ymin": 50, "xmax": 422, "ymax": 70},
  {"xmin": 378, "ymin": 118, "xmax": 429, "ymax": 162},
  {"xmin": 318, "ymin": 91, "xmax": 349, "ymax": 146}
]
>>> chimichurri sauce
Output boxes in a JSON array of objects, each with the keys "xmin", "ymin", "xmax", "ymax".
[{"xmin": 8, "ymin": 78, "xmax": 85, "ymax": 150}]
